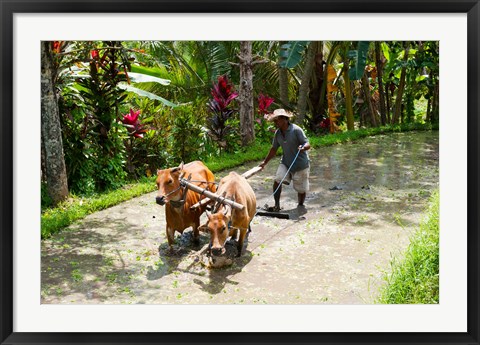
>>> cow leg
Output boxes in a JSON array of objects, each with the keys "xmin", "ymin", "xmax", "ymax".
[
  {"xmin": 236, "ymin": 228, "xmax": 247, "ymax": 257},
  {"xmin": 192, "ymin": 221, "xmax": 200, "ymax": 246},
  {"xmin": 166, "ymin": 226, "xmax": 175, "ymax": 248},
  {"xmin": 230, "ymin": 227, "xmax": 238, "ymax": 241}
]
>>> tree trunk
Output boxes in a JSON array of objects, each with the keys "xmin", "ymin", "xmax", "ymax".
[
  {"xmin": 278, "ymin": 41, "xmax": 289, "ymax": 107},
  {"xmin": 318, "ymin": 42, "xmax": 341, "ymax": 126},
  {"xmin": 342, "ymin": 54, "xmax": 355, "ymax": 131},
  {"xmin": 309, "ymin": 41, "xmax": 325, "ymax": 126},
  {"xmin": 385, "ymin": 82, "xmax": 392, "ymax": 124},
  {"xmin": 297, "ymin": 41, "xmax": 317, "ymax": 125},
  {"xmin": 426, "ymin": 96, "xmax": 432, "ymax": 123},
  {"xmin": 238, "ymin": 41, "xmax": 255, "ymax": 146},
  {"xmin": 361, "ymin": 73, "xmax": 377, "ymax": 127},
  {"xmin": 41, "ymin": 41, "xmax": 68, "ymax": 205},
  {"xmin": 432, "ymin": 80, "xmax": 439, "ymax": 123},
  {"xmin": 375, "ymin": 42, "xmax": 387, "ymax": 126},
  {"xmin": 392, "ymin": 42, "xmax": 410, "ymax": 124}
]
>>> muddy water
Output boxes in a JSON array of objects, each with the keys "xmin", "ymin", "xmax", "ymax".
[{"xmin": 41, "ymin": 131, "xmax": 439, "ymax": 304}]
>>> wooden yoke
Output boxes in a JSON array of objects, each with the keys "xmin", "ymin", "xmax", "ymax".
[
  {"xmin": 180, "ymin": 178, "xmax": 245, "ymax": 211},
  {"xmin": 188, "ymin": 166, "xmax": 262, "ymax": 211}
]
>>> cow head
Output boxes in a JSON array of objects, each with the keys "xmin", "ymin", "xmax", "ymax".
[
  {"xmin": 155, "ymin": 162, "xmax": 184, "ymax": 206},
  {"xmin": 205, "ymin": 206, "xmax": 232, "ymax": 256}
]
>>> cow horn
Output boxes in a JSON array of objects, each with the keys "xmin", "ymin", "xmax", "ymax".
[
  {"xmin": 223, "ymin": 205, "xmax": 231, "ymax": 217},
  {"xmin": 206, "ymin": 210, "xmax": 212, "ymax": 220}
]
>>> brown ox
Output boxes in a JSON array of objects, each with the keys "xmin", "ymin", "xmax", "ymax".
[
  {"xmin": 204, "ymin": 172, "xmax": 256, "ymax": 257},
  {"xmin": 156, "ymin": 161, "xmax": 216, "ymax": 248}
]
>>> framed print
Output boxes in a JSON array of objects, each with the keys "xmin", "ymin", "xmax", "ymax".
[{"xmin": 1, "ymin": 0, "xmax": 479, "ymax": 344}]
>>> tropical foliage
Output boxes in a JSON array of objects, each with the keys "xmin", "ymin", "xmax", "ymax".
[{"xmin": 41, "ymin": 40, "xmax": 439, "ymax": 207}]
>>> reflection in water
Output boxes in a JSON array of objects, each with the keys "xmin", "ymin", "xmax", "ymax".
[{"xmin": 313, "ymin": 132, "xmax": 438, "ymax": 191}]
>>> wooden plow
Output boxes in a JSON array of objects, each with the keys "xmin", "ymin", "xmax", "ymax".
[{"xmin": 182, "ymin": 166, "xmax": 289, "ymax": 219}]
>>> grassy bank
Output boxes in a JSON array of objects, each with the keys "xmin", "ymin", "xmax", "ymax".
[
  {"xmin": 41, "ymin": 122, "xmax": 436, "ymax": 239},
  {"xmin": 376, "ymin": 190, "xmax": 439, "ymax": 304}
]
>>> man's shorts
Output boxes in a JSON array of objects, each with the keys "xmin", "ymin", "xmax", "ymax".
[{"xmin": 274, "ymin": 164, "xmax": 310, "ymax": 193}]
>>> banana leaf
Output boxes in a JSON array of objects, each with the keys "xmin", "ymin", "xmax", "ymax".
[
  {"xmin": 118, "ymin": 84, "xmax": 178, "ymax": 107},
  {"xmin": 278, "ymin": 41, "xmax": 310, "ymax": 68},
  {"xmin": 381, "ymin": 42, "xmax": 390, "ymax": 61},
  {"xmin": 348, "ymin": 41, "xmax": 370, "ymax": 80},
  {"xmin": 127, "ymin": 72, "xmax": 171, "ymax": 85},
  {"xmin": 130, "ymin": 64, "xmax": 169, "ymax": 79}
]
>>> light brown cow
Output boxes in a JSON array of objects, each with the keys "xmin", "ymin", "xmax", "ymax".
[
  {"xmin": 204, "ymin": 172, "xmax": 256, "ymax": 257},
  {"xmin": 156, "ymin": 161, "xmax": 216, "ymax": 249}
]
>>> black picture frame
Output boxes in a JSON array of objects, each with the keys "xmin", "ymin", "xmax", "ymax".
[{"xmin": 1, "ymin": 1, "xmax": 479, "ymax": 344}]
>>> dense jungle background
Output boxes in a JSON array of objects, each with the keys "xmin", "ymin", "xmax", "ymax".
[{"xmin": 41, "ymin": 40, "xmax": 439, "ymax": 208}]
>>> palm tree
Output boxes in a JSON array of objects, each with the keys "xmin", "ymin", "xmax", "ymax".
[
  {"xmin": 238, "ymin": 41, "xmax": 255, "ymax": 146},
  {"xmin": 41, "ymin": 41, "xmax": 68, "ymax": 205},
  {"xmin": 392, "ymin": 42, "xmax": 410, "ymax": 124},
  {"xmin": 297, "ymin": 41, "xmax": 318, "ymax": 124},
  {"xmin": 375, "ymin": 41, "xmax": 388, "ymax": 125}
]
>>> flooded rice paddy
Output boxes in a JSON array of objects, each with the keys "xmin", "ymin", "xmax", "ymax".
[{"xmin": 41, "ymin": 131, "xmax": 439, "ymax": 304}]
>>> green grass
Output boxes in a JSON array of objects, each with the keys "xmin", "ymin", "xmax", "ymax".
[
  {"xmin": 376, "ymin": 190, "xmax": 439, "ymax": 304},
  {"xmin": 308, "ymin": 122, "xmax": 436, "ymax": 148},
  {"xmin": 41, "ymin": 179, "xmax": 156, "ymax": 239},
  {"xmin": 41, "ymin": 122, "xmax": 437, "ymax": 239}
]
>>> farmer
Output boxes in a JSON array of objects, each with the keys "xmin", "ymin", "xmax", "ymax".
[{"xmin": 258, "ymin": 109, "xmax": 311, "ymax": 211}]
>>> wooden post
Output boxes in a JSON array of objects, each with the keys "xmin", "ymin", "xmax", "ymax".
[{"xmin": 241, "ymin": 166, "xmax": 262, "ymax": 179}]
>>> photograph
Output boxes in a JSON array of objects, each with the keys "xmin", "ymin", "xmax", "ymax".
[
  {"xmin": 40, "ymin": 40, "xmax": 440, "ymax": 305},
  {"xmin": 1, "ymin": 2, "xmax": 479, "ymax": 344}
]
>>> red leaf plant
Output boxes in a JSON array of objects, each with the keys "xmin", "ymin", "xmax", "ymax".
[
  {"xmin": 52, "ymin": 41, "xmax": 63, "ymax": 54},
  {"xmin": 319, "ymin": 118, "xmax": 331, "ymax": 129},
  {"xmin": 91, "ymin": 49, "xmax": 99, "ymax": 60},
  {"xmin": 210, "ymin": 75, "xmax": 238, "ymax": 111},
  {"xmin": 256, "ymin": 93, "xmax": 275, "ymax": 124},
  {"xmin": 122, "ymin": 108, "xmax": 146, "ymax": 138},
  {"xmin": 206, "ymin": 75, "xmax": 239, "ymax": 149}
]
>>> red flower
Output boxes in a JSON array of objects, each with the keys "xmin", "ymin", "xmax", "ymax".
[
  {"xmin": 91, "ymin": 50, "xmax": 99, "ymax": 59},
  {"xmin": 257, "ymin": 93, "xmax": 274, "ymax": 115},
  {"xmin": 122, "ymin": 109, "xmax": 146, "ymax": 138},
  {"xmin": 52, "ymin": 41, "xmax": 62, "ymax": 54}
]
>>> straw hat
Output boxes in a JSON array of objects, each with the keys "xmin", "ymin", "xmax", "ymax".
[{"xmin": 266, "ymin": 109, "xmax": 294, "ymax": 121}]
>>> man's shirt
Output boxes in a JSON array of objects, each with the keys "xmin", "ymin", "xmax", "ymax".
[{"xmin": 272, "ymin": 123, "xmax": 310, "ymax": 172}]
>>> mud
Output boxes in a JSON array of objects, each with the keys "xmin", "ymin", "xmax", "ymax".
[{"xmin": 41, "ymin": 131, "xmax": 439, "ymax": 304}]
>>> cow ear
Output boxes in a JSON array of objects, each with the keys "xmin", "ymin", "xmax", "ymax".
[{"xmin": 198, "ymin": 223, "xmax": 208, "ymax": 232}]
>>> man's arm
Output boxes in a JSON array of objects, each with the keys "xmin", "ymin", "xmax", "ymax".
[
  {"xmin": 296, "ymin": 126, "xmax": 311, "ymax": 151},
  {"xmin": 259, "ymin": 147, "xmax": 278, "ymax": 169}
]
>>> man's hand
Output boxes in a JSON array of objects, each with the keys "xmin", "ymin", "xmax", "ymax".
[
  {"xmin": 298, "ymin": 143, "xmax": 310, "ymax": 151},
  {"xmin": 259, "ymin": 161, "xmax": 267, "ymax": 170}
]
